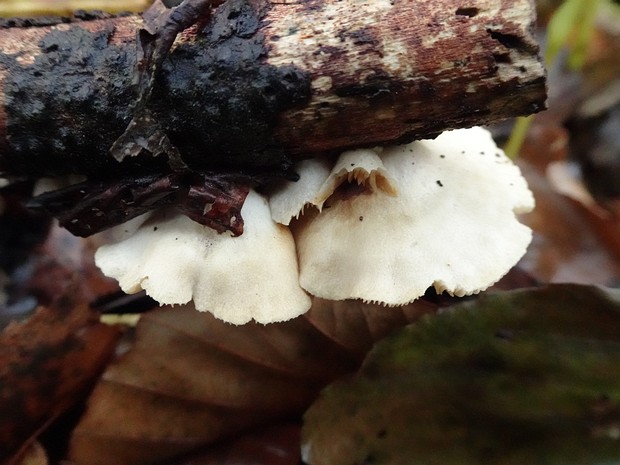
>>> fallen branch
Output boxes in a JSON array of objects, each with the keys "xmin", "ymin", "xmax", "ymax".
[
  {"xmin": 0, "ymin": 0, "xmax": 545, "ymax": 177},
  {"xmin": 0, "ymin": 0, "xmax": 546, "ymax": 235}
]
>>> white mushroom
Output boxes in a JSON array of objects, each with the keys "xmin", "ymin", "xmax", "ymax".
[
  {"xmin": 278, "ymin": 127, "xmax": 535, "ymax": 305},
  {"xmin": 269, "ymin": 158, "xmax": 331, "ymax": 225},
  {"xmin": 103, "ymin": 211, "xmax": 154, "ymax": 242},
  {"xmin": 96, "ymin": 127, "xmax": 534, "ymax": 323},
  {"xmin": 312, "ymin": 148, "xmax": 398, "ymax": 207},
  {"xmin": 31, "ymin": 175, "xmax": 86, "ymax": 196},
  {"xmin": 269, "ymin": 149, "xmax": 397, "ymax": 221},
  {"xmin": 95, "ymin": 190, "xmax": 311, "ymax": 324}
]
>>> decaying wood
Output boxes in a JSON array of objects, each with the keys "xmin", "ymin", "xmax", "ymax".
[
  {"xmin": 267, "ymin": 0, "xmax": 546, "ymax": 154},
  {"xmin": 0, "ymin": 0, "xmax": 545, "ymax": 178},
  {"xmin": 0, "ymin": 0, "xmax": 546, "ymax": 236}
]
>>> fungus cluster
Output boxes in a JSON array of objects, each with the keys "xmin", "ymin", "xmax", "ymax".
[{"xmin": 95, "ymin": 127, "xmax": 535, "ymax": 324}]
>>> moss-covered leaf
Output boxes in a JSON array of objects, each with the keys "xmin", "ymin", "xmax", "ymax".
[{"xmin": 303, "ymin": 284, "xmax": 620, "ymax": 465}]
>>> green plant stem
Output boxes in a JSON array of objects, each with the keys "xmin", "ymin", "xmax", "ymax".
[
  {"xmin": 504, "ymin": 115, "xmax": 534, "ymax": 159},
  {"xmin": 504, "ymin": 0, "xmax": 605, "ymax": 158}
]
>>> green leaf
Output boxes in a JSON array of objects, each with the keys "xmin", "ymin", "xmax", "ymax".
[
  {"xmin": 302, "ymin": 284, "xmax": 620, "ymax": 465},
  {"xmin": 545, "ymin": 0, "xmax": 600, "ymax": 69},
  {"xmin": 546, "ymin": 0, "xmax": 587, "ymax": 65}
]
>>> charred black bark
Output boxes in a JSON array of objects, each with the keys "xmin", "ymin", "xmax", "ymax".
[
  {"xmin": 1, "ymin": 0, "xmax": 311, "ymax": 178},
  {"xmin": 152, "ymin": 0, "xmax": 311, "ymax": 172},
  {"xmin": 1, "ymin": 0, "xmax": 311, "ymax": 235},
  {"xmin": 26, "ymin": 172, "xmax": 250, "ymax": 236},
  {"xmin": 2, "ymin": 25, "xmax": 137, "ymax": 177}
]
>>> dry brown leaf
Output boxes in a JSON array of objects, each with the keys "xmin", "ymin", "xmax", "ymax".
[
  {"xmin": 171, "ymin": 422, "xmax": 301, "ymax": 465},
  {"xmin": 12, "ymin": 442, "xmax": 48, "ymax": 465},
  {"xmin": 68, "ymin": 298, "xmax": 435, "ymax": 465},
  {"xmin": 517, "ymin": 121, "xmax": 571, "ymax": 172},
  {"xmin": 546, "ymin": 160, "xmax": 620, "ymax": 261},
  {"xmin": 517, "ymin": 160, "xmax": 620, "ymax": 286},
  {"xmin": 22, "ymin": 224, "xmax": 119, "ymax": 305},
  {"xmin": 0, "ymin": 286, "xmax": 122, "ymax": 465},
  {"xmin": 1, "ymin": 213, "xmax": 119, "ymax": 319}
]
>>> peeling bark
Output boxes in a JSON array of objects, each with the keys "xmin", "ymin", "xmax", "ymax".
[{"xmin": 0, "ymin": 0, "xmax": 545, "ymax": 178}]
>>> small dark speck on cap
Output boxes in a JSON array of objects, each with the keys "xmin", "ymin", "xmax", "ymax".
[
  {"xmin": 153, "ymin": 226, "xmax": 158, "ymax": 231},
  {"xmin": 359, "ymin": 216, "xmax": 364, "ymax": 221},
  {"xmin": 351, "ymin": 163, "xmax": 355, "ymax": 166},
  {"xmin": 480, "ymin": 151, "xmax": 485, "ymax": 155},
  {"xmin": 436, "ymin": 180, "xmax": 443, "ymax": 187},
  {"xmin": 461, "ymin": 150, "xmax": 466, "ymax": 154},
  {"xmin": 440, "ymin": 154, "xmax": 445, "ymax": 158}
]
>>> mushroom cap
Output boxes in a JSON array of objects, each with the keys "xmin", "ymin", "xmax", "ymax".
[
  {"xmin": 95, "ymin": 190, "xmax": 311, "ymax": 324},
  {"xmin": 269, "ymin": 149, "xmax": 398, "ymax": 224},
  {"xmin": 292, "ymin": 127, "xmax": 535, "ymax": 305},
  {"xmin": 313, "ymin": 148, "xmax": 398, "ymax": 207},
  {"xmin": 269, "ymin": 158, "xmax": 331, "ymax": 225}
]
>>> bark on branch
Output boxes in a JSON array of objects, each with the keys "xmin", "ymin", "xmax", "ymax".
[{"xmin": 0, "ymin": 0, "xmax": 545, "ymax": 179}]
